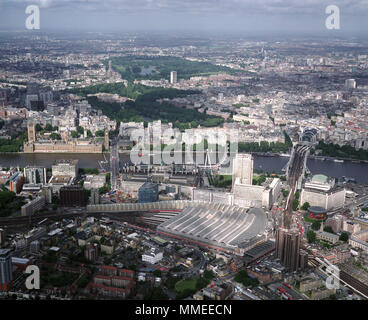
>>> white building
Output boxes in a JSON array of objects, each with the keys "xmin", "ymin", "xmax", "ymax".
[
  {"xmin": 83, "ymin": 175, "xmax": 106, "ymax": 190},
  {"xmin": 304, "ymin": 174, "xmax": 335, "ymax": 192},
  {"xmin": 345, "ymin": 79, "xmax": 356, "ymax": 89},
  {"xmin": 232, "ymin": 153, "xmax": 253, "ymax": 187},
  {"xmin": 300, "ymin": 174, "xmax": 345, "ymax": 211},
  {"xmin": 52, "ymin": 159, "xmax": 79, "ymax": 178},
  {"xmin": 142, "ymin": 247, "xmax": 163, "ymax": 264},
  {"xmin": 170, "ymin": 71, "xmax": 177, "ymax": 84}
]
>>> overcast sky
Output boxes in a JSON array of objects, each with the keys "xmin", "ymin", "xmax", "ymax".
[{"xmin": 0, "ymin": 0, "xmax": 367, "ymax": 36}]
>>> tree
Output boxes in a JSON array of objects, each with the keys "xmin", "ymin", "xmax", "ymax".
[
  {"xmin": 71, "ymin": 131, "xmax": 79, "ymax": 138},
  {"xmin": 234, "ymin": 270, "xmax": 259, "ymax": 287},
  {"xmin": 77, "ymin": 275, "xmax": 90, "ymax": 288},
  {"xmin": 339, "ymin": 232, "xmax": 349, "ymax": 242},
  {"xmin": 45, "ymin": 123, "xmax": 53, "ymax": 132},
  {"xmin": 307, "ymin": 230, "xmax": 316, "ymax": 243},
  {"xmin": 203, "ymin": 270, "xmax": 214, "ymax": 280},
  {"xmin": 77, "ymin": 126, "xmax": 84, "ymax": 135},
  {"xmin": 50, "ymin": 133, "xmax": 61, "ymax": 140},
  {"xmin": 311, "ymin": 221, "xmax": 321, "ymax": 231},
  {"xmin": 301, "ymin": 202, "xmax": 310, "ymax": 211},
  {"xmin": 292, "ymin": 199, "xmax": 299, "ymax": 211},
  {"xmin": 294, "ymin": 190, "xmax": 300, "ymax": 200},
  {"xmin": 153, "ymin": 270, "xmax": 162, "ymax": 277},
  {"xmin": 35, "ymin": 123, "xmax": 42, "ymax": 132},
  {"xmin": 323, "ymin": 226, "xmax": 335, "ymax": 234}
]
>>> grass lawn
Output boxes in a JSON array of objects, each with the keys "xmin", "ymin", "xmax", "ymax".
[{"xmin": 175, "ymin": 278, "xmax": 197, "ymax": 293}]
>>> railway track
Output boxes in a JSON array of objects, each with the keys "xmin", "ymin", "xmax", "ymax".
[{"xmin": 284, "ymin": 144, "xmax": 310, "ymax": 228}]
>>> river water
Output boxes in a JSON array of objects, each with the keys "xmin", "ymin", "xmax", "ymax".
[{"xmin": 0, "ymin": 153, "xmax": 367, "ymax": 184}]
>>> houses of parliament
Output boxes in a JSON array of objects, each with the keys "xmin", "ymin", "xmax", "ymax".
[{"xmin": 24, "ymin": 121, "xmax": 108, "ymax": 154}]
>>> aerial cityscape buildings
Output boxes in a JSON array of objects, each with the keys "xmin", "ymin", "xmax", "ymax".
[{"xmin": 0, "ymin": 2, "xmax": 368, "ymax": 304}]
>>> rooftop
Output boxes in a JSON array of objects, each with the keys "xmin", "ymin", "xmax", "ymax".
[{"xmin": 311, "ymin": 174, "xmax": 329, "ymax": 184}]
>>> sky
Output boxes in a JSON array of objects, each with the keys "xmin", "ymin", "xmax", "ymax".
[{"xmin": 0, "ymin": 0, "xmax": 367, "ymax": 36}]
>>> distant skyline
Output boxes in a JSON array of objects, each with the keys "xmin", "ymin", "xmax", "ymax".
[{"xmin": 0, "ymin": 0, "xmax": 368, "ymax": 36}]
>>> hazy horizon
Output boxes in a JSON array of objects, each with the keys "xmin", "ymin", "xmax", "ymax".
[{"xmin": 0, "ymin": 0, "xmax": 367, "ymax": 37}]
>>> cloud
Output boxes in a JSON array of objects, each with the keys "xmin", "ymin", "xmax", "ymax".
[
  {"xmin": 2, "ymin": 0, "xmax": 368, "ymax": 15},
  {"xmin": 1, "ymin": 0, "xmax": 367, "ymax": 33}
]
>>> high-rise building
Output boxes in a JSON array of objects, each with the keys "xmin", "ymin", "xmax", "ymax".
[
  {"xmin": 0, "ymin": 228, "xmax": 6, "ymax": 246},
  {"xmin": 232, "ymin": 153, "xmax": 254, "ymax": 187},
  {"xmin": 275, "ymin": 228, "xmax": 306, "ymax": 271},
  {"xmin": 85, "ymin": 243, "xmax": 99, "ymax": 261},
  {"xmin": 0, "ymin": 89, "xmax": 7, "ymax": 107},
  {"xmin": 170, "ymin": 71, "xmax": 177, "ymax": 84},
  {"xmin": 52, "ymin": 159, "xmax": 79, "ymax": 178},
  {"xmin": 41, "ymin": 186, "xmax": 53, "ymax": 204},
  {"xmin": 107, "ymin": 60, "xmax": 113, "ymax": 77},
  {"xmin": 345, "ymin": 79, "xmax": 356, "ymax": 89},
  {"xmin": 24, "ymin": 166, "xmax": 47, "ymax": 184},
  {"xmin": 60, "ymin": 186, "xmax": 85, "ymax": 207},
  {"xmin": 6, "ymin": 172, "xmax": 24, "ymax": 194},
  {"xmin": 30, "ymin": 240, "xmax": 40, "ymax": 253},
  {"xmin": 21, "ymin": 196, "xmax": 46, "ymax": 216},
  {"xmin": 138, "ymin": 182, "xmax": 159, "ymax": 203},
  {"xmin": 0, "ymin": 249, "xmax": 13, "ymax": 292},
  {"xmin": 91, "ymin": 188, "xmax": 100, "ymax": 205}
]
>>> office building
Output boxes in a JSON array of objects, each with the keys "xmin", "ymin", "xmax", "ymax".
[
  {"xmin": 52, "ymin": 159, "xmax": 79, "ymax": 178},
  {"xmin": 343, "ymin": 220, "xmax": 361, "ymax": 234},
  {"xmin": 345, "ymin": 78, "xmax": 356, "ymax": 89},
  {"xmin": 21, "ymin": 196, "xmax": 46, "ymax": 216},
  {"xmin": 60, "ymin": 186, "xmax": 85, "ymax": 207},
  {"xmin": 0, "ymin": 89, "xmax": 7, "ymax": 107},
  {"xmin": 170, "ymin": 71, "xmax": 177, "ymax": 84},
  {"xmin": 138, "ymin": 182, "xmax": 158, "ymax": 203},
  {"xmin": 83, "ymin": 175, "xmax": 106, "ymax": 190},
  {"xmin": 300, "ymin": 174, "xmax": 345, "ymax": 211},
  {"xmin": 0, "ymin": 249, "xmax": 13, "ymax": 292},
  {"xmin": 0, "ymin": 228, "xmax": 6, "ymax": 246},
  {"xmin": 85, "ymin": 243, "xmax": 99, "ymax": 262},
  {"xmin": 24, "ymin": 166, "xmax": 47, "ymax": 185},
  {"xmin": 30, "ymin": 240, "xmax": 40, "ymax": 253},
  {"xmin": 142, "ymin": 247, "xmax": 163, "ymax": 264},
  {"xmin": 325, "ymin": 215, "xmax": 346, "ymax": 233},
  {"xmin": 41, "ymin": 186, "xmax": 53, "ymax": 204},
  {"xmin": 5, "ymin": 172, "xmax": 24, "ymax": 194},
  {"xmin": 91, "ymin": 189, "xmax": 100, "ymax": 205},
  {"xmin": 275, "ymin": 229, "xmax": 307, "ymax": 272},
  {"xmin": 232, "ymin": 153, "xmax": 253, "ymax": 187}
]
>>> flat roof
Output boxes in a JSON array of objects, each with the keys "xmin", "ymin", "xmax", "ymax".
[
  {"xmin": 49, "ymin": 175, "xmax": 72, "ymax": 184},
  {"xmin": 311, "ymin": 174, "xmax": 329, "ymax": 184}
]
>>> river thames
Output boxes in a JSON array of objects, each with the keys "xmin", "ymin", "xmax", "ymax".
[{"xmin": 0, "ymin": 153, "xmax": 367, "ymax": 184}]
